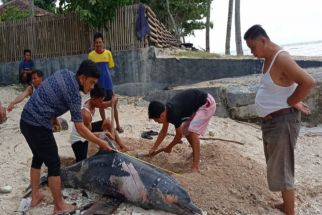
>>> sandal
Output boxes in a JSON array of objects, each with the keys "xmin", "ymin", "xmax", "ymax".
[
  {"xmin": 116, "ymin": 127, "xmax": 124, "ymax": 133},
  {"xmin": 141, "ymin": 131, "xmax": 153, "ymax": 140},
  {"xmin": 146, "ymin": 130, "xmax": 158, "ymax": 136}
]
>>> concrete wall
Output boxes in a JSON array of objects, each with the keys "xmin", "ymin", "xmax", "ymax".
[
  {"xmin": 1, "ymin": 47, "xmax": 322, "ymax": 88},
  {"xmin": 0, "ymin": 54, "xmax": 87, "ymax": 85}
]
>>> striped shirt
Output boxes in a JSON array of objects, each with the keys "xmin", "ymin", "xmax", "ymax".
[{"xmin": 21, "ymin": 69, "xmax": 83, "ymax": 129}]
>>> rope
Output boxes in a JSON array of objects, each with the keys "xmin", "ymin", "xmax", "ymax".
[{"xmin": 115, "ymin": 150, "xmax": 182, "ymax": 177}]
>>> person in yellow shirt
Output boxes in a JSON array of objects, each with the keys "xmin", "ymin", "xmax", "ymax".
[{"xmin": 88, "ymin": 32, "xmax": 123, "ymax": 133}]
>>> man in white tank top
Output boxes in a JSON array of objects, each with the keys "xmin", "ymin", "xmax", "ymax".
[
  {"xmin": 244, "ymin": 25, "xmax": 315, "ymax": 215},
  {"xmin": 70, "ymin": 84, "xmax": 129, "ymax": 162}
]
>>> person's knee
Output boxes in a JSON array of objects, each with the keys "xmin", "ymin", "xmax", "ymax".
[
  {"xmin": 46, "ymin": 158, "xmax": 61, "ymax": 177},
  {"xmin": 31, "ymin": 157, "xmax": 43, "ymax": 169}
]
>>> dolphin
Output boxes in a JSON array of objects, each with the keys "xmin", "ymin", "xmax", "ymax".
[{"xmin": 60, "ymin": 151, "xmax": 203, "ymax": 215}]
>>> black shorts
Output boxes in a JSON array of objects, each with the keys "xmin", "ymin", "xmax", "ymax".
[
  {"xmin": 104, "ymin": 90, "xmax": 114, "ymax": 101},
  {"xmin": 91, "ymin": 120, "xmax": 103, "ymax": 132},
  {"xmin": 20, "ymin": 120, "xmax": 60, "ymax": 176},
  {"xmin": 72, "ymin": 140, "xmax": 88, "ymax": 162}
]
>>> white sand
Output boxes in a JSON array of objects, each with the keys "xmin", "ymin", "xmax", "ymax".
[{"xmin": 0, "ymin": 85, "xmax": 322, "ymax": 215}]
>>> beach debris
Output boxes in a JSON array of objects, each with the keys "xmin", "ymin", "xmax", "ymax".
[
  {"xmin": 16, "ymin": 197, "xmax": 31, "ymax": 214},
  {"xmin": 0, "ymin": 185, "xmax": 12, "ymax": 194}
]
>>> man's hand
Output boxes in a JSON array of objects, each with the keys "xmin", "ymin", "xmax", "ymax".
[
  {"xmin": 163, "ymin": 145, "xmax": 173, "ymax": 153},
  {"xmin": 7, "ymin": 103, "xmax": 14, "ymax": 112},
  {"xmin": 148, "ymin": 146, "xmax": 157, "ymax": 156},
  {"xmin": 100, "ymin": 144, "xmax": 113, "ymax": 152},
  {"xmin": 105, "ymin": 131, "xmax": 115, "ymax": 140},
  {"xmin": 293, "ymin": 101, "xmax": 311, "ymax": 115}
]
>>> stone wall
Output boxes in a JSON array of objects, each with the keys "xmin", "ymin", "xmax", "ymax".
[{"xmin": 2, "ymin": 47, "xmax": 322, "ymax": 87}]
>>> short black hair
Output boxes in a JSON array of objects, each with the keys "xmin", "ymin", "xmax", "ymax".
[
  {"xmin": 90, "ymin": 84, "xmax": 105, "ymax": 98},
  {"xmin": 94, "ymin": 32, "xmax": 103, "ymax": 41},
  {"xmin": 31, "ymin": 69, "xmax": 43, "ymax": 77},
  {"xmin": 76, "ymin": 59, "xmax": 101, "ymax": 78},
  {"xmin": 24, "ymin": 49, "xmax": 31, "ymax": 55},
  {"xmin": 148, "ymin": 101, "xmax": 165, "ymax": 119},
  {"xmin": 244, "ymin": 25, "xmax": 270, "ymax": 40}
]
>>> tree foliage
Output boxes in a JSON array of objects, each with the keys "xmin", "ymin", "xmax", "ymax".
[
  {"xmin": 140, "ymin": 0, "xmax": 212, "ymax": 40},
  {"xmin": 58, "ymin": 0, "xmax": 134, "ymax": 28},
  {"xmin": 35, "ymin": 0, "xmax": 57, "ymax": 13},
  {"xmin": 0, "ymin": 5, "xmax": 30, "ymax": 22}
]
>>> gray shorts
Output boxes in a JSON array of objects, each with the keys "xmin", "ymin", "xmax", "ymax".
[{"xmin": 261, "ymin": 111, "xmax": 300, "ymax": 191}]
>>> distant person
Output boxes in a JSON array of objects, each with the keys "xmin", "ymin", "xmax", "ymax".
[
  {"xmin": 7, "ymin": 70, "xmax": 43, "ymax": 112},
  {"xmin": 19, "ymin": 49, "xmax": 35, "ymax": 85},
  {"xmin": 88, "ymin": 32, "xmax": 124, "ymax": 133},
  {"xmin": 70, "ymin": 84, "xmax": 130, "ymax": 162},
  {"xmin": 20, "ymin": 60, "xmax": 113, "ymax": 215},
  {"xmin": 0, "ymin": 102, "xmax": 7, "ymax": 124},
  {"xmin": 148, "ymin": 89, "xmax": 216, "ymax": 172},
  {"xmin": 244, "ymin": 25, "xmax": 315, "ymax": 215}
]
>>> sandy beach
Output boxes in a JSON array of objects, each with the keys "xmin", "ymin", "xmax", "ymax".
[{"xmin": 0, "ymin": 84, "xmax": 322, "ymax": 215}]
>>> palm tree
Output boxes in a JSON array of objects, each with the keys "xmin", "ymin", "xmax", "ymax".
[
  {"xmin": 235, "ymin": 0, "xmax": 243, "ymax": 55},
  {"xmin": 225, "ymin": 0, "xmax": 233, "ymax": 55},
  {"xmin": 205, "ymin": 0, "xmax": 212, "ymax": 52}
]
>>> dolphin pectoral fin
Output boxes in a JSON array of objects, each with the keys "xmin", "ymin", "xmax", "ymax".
[{"xmin": 82, "ymin": 199, "xmax": 122, "ymax": 215}]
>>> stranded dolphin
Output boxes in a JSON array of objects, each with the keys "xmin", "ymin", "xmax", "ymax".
[{"xmin": 61, "ymin": 150, "xmax": 203, "ymax": 215}]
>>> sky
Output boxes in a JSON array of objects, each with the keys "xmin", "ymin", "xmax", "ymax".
[{"xmin": 186, "ymin": 0, "xmax": 322, "ymax": 54}]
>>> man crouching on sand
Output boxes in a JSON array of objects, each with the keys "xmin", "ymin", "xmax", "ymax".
[
  {"xmin": 148, "ymin": 89, "xmax": 216, "ymax": 172},
  {"xmin": 244, "ymin": 25, "xmax": 315, "ymax": 215}
]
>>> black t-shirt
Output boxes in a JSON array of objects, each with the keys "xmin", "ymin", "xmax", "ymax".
[{"xmin": 166, "ymin": 89, "xmax": 208, "ymax": 128}]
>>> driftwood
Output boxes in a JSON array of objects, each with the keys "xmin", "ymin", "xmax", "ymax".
[{"xmin": 167, "ymin": 133, "xmax": 245, "ymax": 145}]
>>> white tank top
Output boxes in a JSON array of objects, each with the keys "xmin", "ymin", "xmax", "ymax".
[
  {"xmin": 70, "ymin": 105, "xmax": 93, "ymax": 144},
  {"xmin": 255, "ymin": 50, "xmax": 297, "ymax": 117}
]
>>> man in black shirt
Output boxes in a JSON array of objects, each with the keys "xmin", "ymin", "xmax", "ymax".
[{"xmin": 148, "ymin": 89, "xmax": 216, "ymax": 172}]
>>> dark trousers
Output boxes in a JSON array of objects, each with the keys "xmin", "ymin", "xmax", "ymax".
[{"xmin": 20, "ymin": 119, "xmax": 60, "ymax": 176}]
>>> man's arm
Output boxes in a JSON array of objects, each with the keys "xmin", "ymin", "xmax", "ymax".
[
  {"xmin": 279, "ymin": 54, "xmax": 315, "ymax": 113},
  {"xmin": 7, "ymin": 86, "xmax": 32, "ymax": 112},
  {"xmin": 164, "ymin": 126, "xmax": 183, "ymax": 153},
  {"xmin": 149, "ymin": 122, "xmax": 169, "ymax": 154},
  {"xmin": 82, "ymin": 109, "xmax": 92, "ymax": 131},
  {"xmin": 74, "ymin": 122, "xmax": 112, "ymax": 151}
]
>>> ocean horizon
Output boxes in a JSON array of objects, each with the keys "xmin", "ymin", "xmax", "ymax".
[{"xmin": 240, "ymin": 40, "xmax": 322, "ymax": 57}]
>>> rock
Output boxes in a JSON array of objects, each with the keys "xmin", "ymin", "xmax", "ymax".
[{"xmin": 0, "ymin": 185, "xmax": 12, "ymax": 194}]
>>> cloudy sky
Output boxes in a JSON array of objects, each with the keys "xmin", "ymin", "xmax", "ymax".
[{"xmin": 186, "ymin": 0, "xmax": 322, "ymax": 54}]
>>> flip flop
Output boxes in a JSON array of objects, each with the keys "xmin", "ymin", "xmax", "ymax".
[
  {"xmin": 146, "ymin": 130, "xmax": 158, "ymax": 136},
  {"xmin": 116, "ymin": 127, "xmax": 124, "ymax": 133},
  {"xmin": 141, "ymin": 131, "xmax": 153, "ymax": 140}
]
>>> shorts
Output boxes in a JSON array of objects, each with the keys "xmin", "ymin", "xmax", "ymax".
[
  {"xmin": 181, "ymin": 94, "xmax": 216, "ymax": 136},
  {"xmin": 20, "ymin": 119, "xmax": 61, "ymax": 176},
  {"xmin": 72, "ymin": 140, "xmax": 88, "ymax": 162},
  {"xmin": 104, "ymin": 90, "xmax": 114, "ymax": 101},
  {"xmin": 71, "ymin": 120, "xmax": 103, "ymax": 162},
  {"xmin": 261, "ymin": 111, "xmax": 300, "ymax": 191},
  {"xmin": 91, "ymin": 120, "xmax": 103, "ymax": 132}
]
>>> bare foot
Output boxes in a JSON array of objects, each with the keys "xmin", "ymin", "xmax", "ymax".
[
  {"xmin": 31, "ymin": 192, "xmax": 44, "ymax": 207},
  {"xmin": 54, "ymin": 203, "xmax": 77, "ymax": 215},
  {"xmin": 273, "ymin": 203, "xmax": 285, "ymax": 212}
]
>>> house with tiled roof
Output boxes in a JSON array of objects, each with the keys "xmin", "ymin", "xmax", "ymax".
[{"xmin": 0, "ymin": 0, "xmax": 53, "ymax": 17}]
